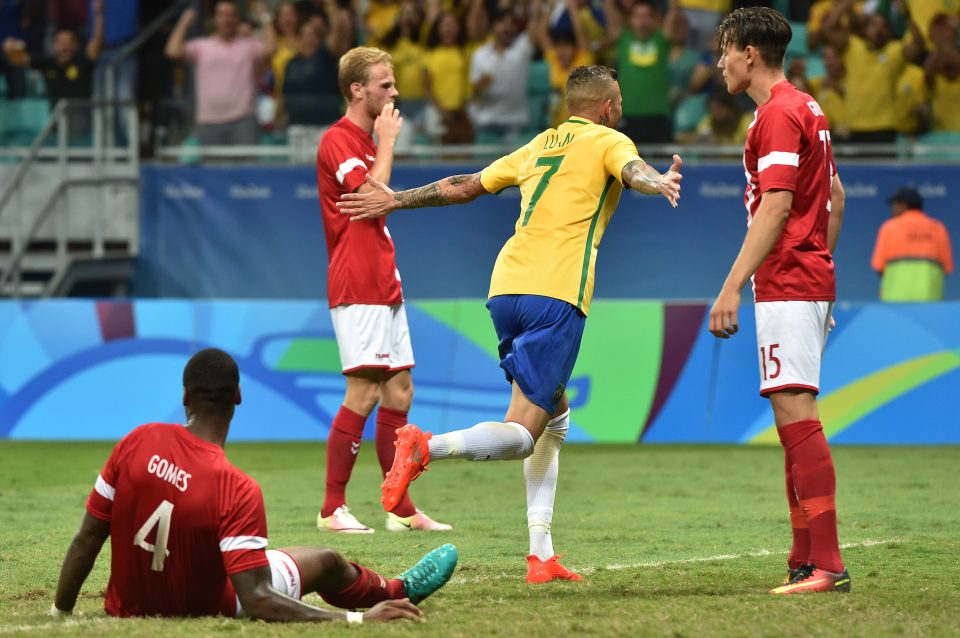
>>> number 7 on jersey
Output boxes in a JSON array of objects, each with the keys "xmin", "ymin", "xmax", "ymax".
[{"xmin": 522, "ymin": 156, "xmax": 565, "ymax": 226}]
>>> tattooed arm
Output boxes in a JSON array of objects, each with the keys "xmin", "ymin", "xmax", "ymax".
[
  {"xmin": 337, "ymin": 173, "xmax": 488, "ymax": 220},
  {"xmin": 621, "ymin": 154, "xmax": 684, "ymax": 208}
]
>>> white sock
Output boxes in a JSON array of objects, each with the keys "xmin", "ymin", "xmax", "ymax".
[
  {"xmin": 525, "ymin": 410, "xmax": 569, "ymax": 561},
  {"xmin": 428, "ymin": 421, "xmax": 535, "ymax": 461}
]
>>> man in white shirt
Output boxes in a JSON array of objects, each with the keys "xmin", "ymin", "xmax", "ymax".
[{"xmin": 468, "ymin": 10, "xmax": 534, "ymax": 143}]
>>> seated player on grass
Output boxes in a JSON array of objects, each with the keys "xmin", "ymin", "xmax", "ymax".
[{"xmin": 49, "ymin": 348, "xmax": 457, "ymax": 623}]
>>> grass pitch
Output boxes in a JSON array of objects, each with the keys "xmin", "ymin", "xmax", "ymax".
[{"xmin": 1, "ymin": 442, "xmax": 958, "ymax": 637}]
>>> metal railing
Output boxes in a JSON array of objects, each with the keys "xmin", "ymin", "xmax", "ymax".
[
  {"xmin": 151, "ymin": 140, "xmax": 960, "ymax": 165},
  {"xmin": 0, "ymin": 99, "xmax": 140, "ymax": 297}
]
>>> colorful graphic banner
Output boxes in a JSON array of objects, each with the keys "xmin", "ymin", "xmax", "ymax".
[{"xmin": 1, "ymin": 300, "xmax": 956, "ymax": 444}]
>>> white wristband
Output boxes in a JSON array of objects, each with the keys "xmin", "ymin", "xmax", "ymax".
[
  {"xmin": 49, "ymin": 603, "xmax": 71, "ymax": 617},
  {"xmin": 345, "ymin": 611, "xmax": 363, "ymax": 624}
]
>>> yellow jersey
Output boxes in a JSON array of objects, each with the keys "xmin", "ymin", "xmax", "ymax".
[
  {"xmin": 424, "ymin": 46, "xmax": 471, "ymax": 110},
  {"xmin": 843, "ymin": 36, "xmax": 904, "ymax": 132},
  {"xmin": 931, "ymin": 72, "xmax": 960, "ymax": 132},
  {"xmin": 480, "ymin": 118, "xmax": 642, "ymax": 314}
]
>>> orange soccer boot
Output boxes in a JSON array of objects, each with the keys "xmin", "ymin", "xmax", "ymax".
[{"xmin": 381, "ymin": 424, "xmax": 431, "ymax": 511}]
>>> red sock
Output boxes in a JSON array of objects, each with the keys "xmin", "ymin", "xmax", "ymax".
[
  {"xmin": 375, "ymin": 406, "xmax": 417, "ymax": 517},
  {"xmin": 780, "ymin": 449, "xmax": 810, "ymax": 569},
  {"xmin": 778, "ymin": 420, "xmax": 843, "ymax": 574},
  {"xmin": 321, "ymin": 406, "xmax": 367, "ymax": 518},
  {"xmin": 319, "ymin": 563, "xmax": 406, "ymax": 609}
]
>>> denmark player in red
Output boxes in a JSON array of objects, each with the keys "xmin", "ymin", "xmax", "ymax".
[
  {"xmin": 315, "ymin": 46, "xmax": 449, "ymax": 533},
  {"xmin": 50, "ymin": 349, "xmax": 457, "ymax": 622},
  {"xmin": 708, "ymin": 8, "xmax": 850, "ymax": 594}
]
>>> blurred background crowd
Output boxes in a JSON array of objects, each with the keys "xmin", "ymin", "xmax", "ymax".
[{"xmin": 1, "ymin": 0, "xmax": 958, "ymax": 155}]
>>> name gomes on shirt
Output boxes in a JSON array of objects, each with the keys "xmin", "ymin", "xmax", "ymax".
[{"xmin": 147, "ymin": 454, "xmax": 191, "ymax": 492}]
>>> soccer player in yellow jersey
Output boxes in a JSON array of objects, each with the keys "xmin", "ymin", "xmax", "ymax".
[{"xmin": 338, "ymin": 65, "xmax": 683, "ymax": 583}]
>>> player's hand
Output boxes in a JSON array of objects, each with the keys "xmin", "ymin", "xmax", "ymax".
[
  {"xmin": 374, "ymin": 102, "xmax": 403, "ymax": 146},
  {"xmin": 337, "ymin": 174, "xmax": 398, "ymax": 220},
  {"xmin": 829, "ymin": 315, "xmax": 836, "ymax": 332},
  {"xmin": 708, "ymin": 287, "xmax": 740, "ymax": 339},
  {"xmin": 658, "ymin": 154, "xmax": 683, "ymax": 208},
  {"xmin": 363, "ymin": 599, "xmax": 425, "ymax": 622}
]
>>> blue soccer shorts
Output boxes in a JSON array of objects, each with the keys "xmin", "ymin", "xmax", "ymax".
[{"xmin": 485, "ymin": 294, "xmax": 586, "ymax": 414}]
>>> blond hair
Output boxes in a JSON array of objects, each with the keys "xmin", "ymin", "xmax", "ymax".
[
  {"xmin": 565, "ymin": 65, "xmax": 618, "ymax": 114},
  {"xmin": 338, "ymin": 47, "xmax": 393, "ymax": 101}
]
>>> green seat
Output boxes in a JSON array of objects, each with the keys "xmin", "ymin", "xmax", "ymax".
[
  {"xmin": 788, "ymin": 22, "xmax": 808, "ymax": 58},
  {"xmin": 673, "ymin": 93, "xmax": 707, "ymax": 134},
  {"xmin": 805, "ymin": 53, "xmax": 825, "ymax": 80},
  {"xmin": 528, "ymin": 60, "xmax": 552, "ymax": 131},
  {"xmin": 0, "ymin": 98, "xmax": 50, "ymax": 145}
]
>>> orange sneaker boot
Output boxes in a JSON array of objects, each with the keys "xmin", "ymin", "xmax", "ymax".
[
  {"xmin": 381, "ymin": 424, "xmax": 431, "ymax": 511},
  {"xmin": 525, "ymin": 554, "xmax": 583, "ymax": 584}
]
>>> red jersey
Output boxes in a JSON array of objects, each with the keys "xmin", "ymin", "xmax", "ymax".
[
  {"xmin": 317, "ymin": 116, "xmax": 403, "ymax": 308},
  {"xmin": 743, "ymin": 80, "xmax": 837, "ymax": 301},
  {"xmin": 86, "ymin": 423, "xmax": 269, "ymax": 618}
]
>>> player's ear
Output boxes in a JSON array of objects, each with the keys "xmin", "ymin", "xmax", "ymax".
[
  {"xmin": 182, "ymin": 387, "xmax": 189, "ymax": 407},
  {"xmin": 350, "ymin": 81, "xmax": 363, "ymax": 100},
  {"xmin": 235, "ymin": 386, "xmax": 242, "ymax": 406}
]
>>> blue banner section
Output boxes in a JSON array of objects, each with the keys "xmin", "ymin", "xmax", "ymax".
[
  {"xmin": 644, "ymin": 302, "xmax": 960, "ymax": 445},
  {"xmin": 0, "ymin": 300, "xmax": 956, "ymax": 444},
  {"xmin": 137, "ymin": 164, "xmax": 960, "ymax": 301}
]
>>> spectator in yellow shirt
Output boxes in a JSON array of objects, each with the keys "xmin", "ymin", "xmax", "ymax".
[
  {"xmin": 533, "ymin": 0, "xmax": 594, "ymax": 128},
  {"xmin": 832, "ymin": 8, "xmax": 924, "ymax": 144},
  {"xmin": 895, "ymin": 63, "xmax": 928, "ymax": 136},
  {"xmin": 382, "ymin": 1, "xmax": 429, "ymax": 145},
  {"xmin": 677, "ymin": 89, "xmax": 751, "ymax": 146},
  {"xmin": 423, "ymin": 12, "xmax": 473, "ymax": 143},
  {"xmin": 812, "ymin": 44, "xmax": 850, "ymax": 140},
  {"xmin": 924, "ymin": 12, "xmax": 960, "ymax": 132},
  {"xmin": 365, "ymin": 0, "xmax": 403, "ymax": 47}
]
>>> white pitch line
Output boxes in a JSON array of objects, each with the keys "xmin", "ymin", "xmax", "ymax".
[
  {"xmin": 449, "ymin": 538, "xmax": 897, "ymax": 584},
  {"xmin": 0, "ymin": 616, "xmax": 118, "ymax": 635},
  {"xmin": 1, "ymin": 539, "xmax": 899, "ymax": 631}
]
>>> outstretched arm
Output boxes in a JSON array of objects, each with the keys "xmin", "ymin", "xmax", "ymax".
[
  {"xmin": 52, "ymin": 513, "xmax": 110, "ymax": 615},
  {"xmin": 231, "ymin": 567, "xmax": 423, "ymax": 622},
  {"xmin": 338, "ymin": 173, "xmax": 487, "ymax": 220},
  {"xmin": 621, "ymin": 154, "xmax": 683, "ymax": 207}
]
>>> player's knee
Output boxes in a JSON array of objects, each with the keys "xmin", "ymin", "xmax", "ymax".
[
  {"xmin": 383, "ymin": 382, "xmax": 413, "ymax": 411},
  {"xmin": 345, "ymin": 383, "xmax": 381, "ymax": 414},
  {"xmin": 315, "ymin": 548, "xmax": 351, "ymax": 578}
]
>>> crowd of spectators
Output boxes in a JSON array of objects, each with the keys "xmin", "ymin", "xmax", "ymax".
[{"xmin": 2, "ymin": 0, "xmax": 960, "ymax": 151}]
